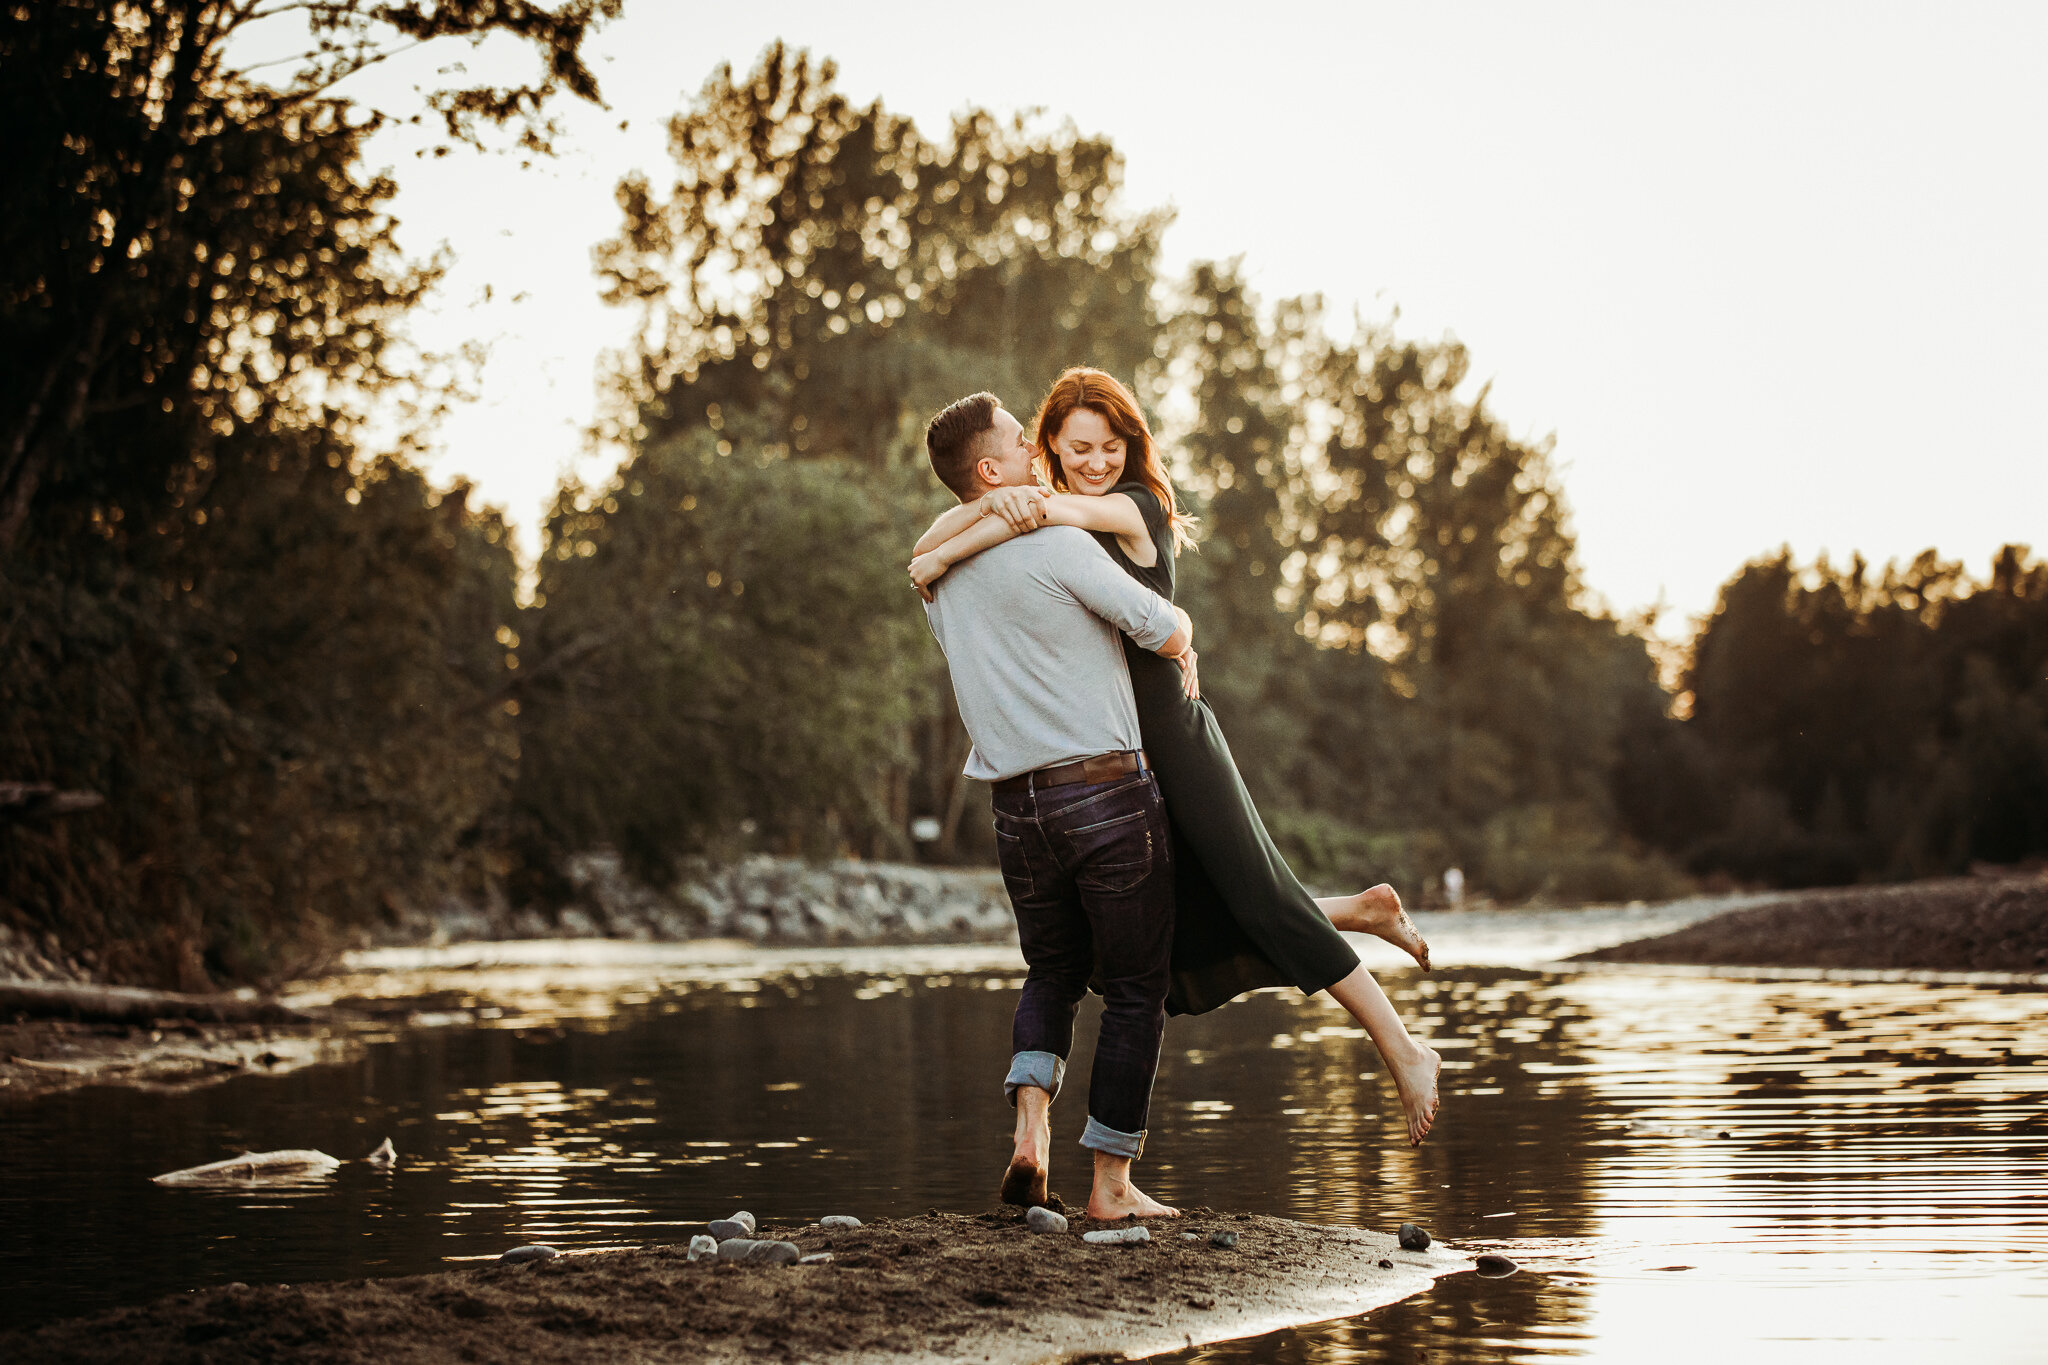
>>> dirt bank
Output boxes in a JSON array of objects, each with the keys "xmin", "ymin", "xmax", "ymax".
[
  {"xmin": 1573, "ymin": 874, "xmax": 2048, "ymax": 974},
  {"xmin": 0, "ymin": 1016, "xmax": 351, "ymax": 1104},
  {"xmin": 1, "ymin": 1209, "xmax": 1473, "ymax": 1364}
]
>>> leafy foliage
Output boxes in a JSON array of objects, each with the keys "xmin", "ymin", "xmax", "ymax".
[{"xmin": 1, "ymin": 1, "xmax": 609, "ymax": 984}]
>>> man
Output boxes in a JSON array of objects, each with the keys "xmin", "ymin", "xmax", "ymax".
[{"xmin": 920, "ymin": 391, "xmax": 1192, "ymax": 1221}]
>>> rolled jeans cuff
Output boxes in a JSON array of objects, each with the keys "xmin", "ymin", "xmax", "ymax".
[
  {"xmin": 1080, "ymin": 1115, "xmax": 1146, "ymax": 1159},
  {"xmin": 1005, "ymin": 1050, "xmax": 1066, "ymax": 1104}
]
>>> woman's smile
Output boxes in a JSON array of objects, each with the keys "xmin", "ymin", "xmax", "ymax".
[{"xmin": 1054, "ymin": 407, "xmax": 1127, "ymax": 494}]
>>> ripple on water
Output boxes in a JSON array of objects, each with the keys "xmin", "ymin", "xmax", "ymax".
[{"xmin": 1, "ymin": 937, "xmax": 2044, "ymax": 1360}]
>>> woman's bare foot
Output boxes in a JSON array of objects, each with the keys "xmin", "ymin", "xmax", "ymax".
[
  {"xmin": 1321, "ymin": 884, "xmax": 1430, "ymax": 970},
  {"xmin": 1389, "ymin": 1041, "xmax": 1443, "ymax": 1147},
  {"xmin": 1085, "ymin": 1151, "xmax": 1180, "ymax": 1220}
]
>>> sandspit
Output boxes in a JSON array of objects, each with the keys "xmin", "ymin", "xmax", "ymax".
[{"xmin": 2, "ymin": 1209, "xmax": 1476, "ymax": 1364}]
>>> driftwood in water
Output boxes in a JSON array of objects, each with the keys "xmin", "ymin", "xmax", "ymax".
[
  {"xmin": 0, "ymin": 781, "xmax": 104, "ymax": 821},
  {"xmin": 0, "ymin": 978, "xmax": 312, "ymax": 1025},
  {"xmin": 152, "ymin": 1148, "xmax": 341, "ymax": 1186}
]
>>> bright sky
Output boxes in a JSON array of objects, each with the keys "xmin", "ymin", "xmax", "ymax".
[{"xmin": 325, "ymin": 1, "xmax": 2046, "ymax": 632}]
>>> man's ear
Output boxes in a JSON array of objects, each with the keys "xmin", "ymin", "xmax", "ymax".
[{"xmin": 974, "ymin": 455, "xmax": 1000, "ymax": 490}]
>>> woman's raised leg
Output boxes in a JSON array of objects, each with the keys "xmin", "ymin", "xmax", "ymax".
[
  {"xmin": 1326, "ymin": 964, "xmax": 1442, "ymax": 1146},
  {"xmin": 1317, "ymin": 884, "xmax": 1430, "ymax": 970}
]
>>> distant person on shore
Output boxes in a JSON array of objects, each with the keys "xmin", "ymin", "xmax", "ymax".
[
  {"xmin": 912, "ymin": 369, "xmax": 1443, "ymax": 1147},
  {"xmin": 920, "ymin": 391, "xmax": 1195, "ymax": 1219}
]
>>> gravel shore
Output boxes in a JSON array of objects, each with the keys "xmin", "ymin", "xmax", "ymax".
[{"xmin": 1573, "ymin": 874, "xmax": 2048, "ymax": 974}]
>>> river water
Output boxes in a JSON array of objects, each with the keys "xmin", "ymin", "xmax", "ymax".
[{"xmin": 2, "ymin": 906, "xmax": 2044, "ymax": 1361}]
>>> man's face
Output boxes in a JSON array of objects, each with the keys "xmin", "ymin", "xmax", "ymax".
[{"xmin": 977, "ymin": 408, "xmax": 1038, "ymax": 490}]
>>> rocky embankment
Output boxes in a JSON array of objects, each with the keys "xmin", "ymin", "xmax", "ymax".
[{"xmin": 390, "ymin": 854, "xmax": 1016, "ymax": 949}]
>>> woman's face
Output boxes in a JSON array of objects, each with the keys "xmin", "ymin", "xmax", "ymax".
[{"xmin": 1052, "ymin": 407, "xmax": 1127, "ymax": 496}]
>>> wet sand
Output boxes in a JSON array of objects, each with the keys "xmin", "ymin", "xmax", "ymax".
[
  {"xmin": 1575, "ymin": 874, "xmax": 2048, "ymax": 974},
  {"xmin": 1, "ymin": 1210, "xmax": 1472, "ymax": 1364}
]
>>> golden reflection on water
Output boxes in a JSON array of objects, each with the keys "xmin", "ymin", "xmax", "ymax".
[{"xmin": 5, "ymin": 931, "xmax": 2043, "ymax": 1358}]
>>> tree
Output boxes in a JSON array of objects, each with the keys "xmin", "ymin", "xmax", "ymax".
[
  {"xmin": 1, "ymin": 1, "xmax": 613, "ymax": 985},
  {"xmin": 596, "ymin": 43, "xmax": 1166, "ymax": 467},
  {"xmin": 0, "ymin": 0, "xmax": 619, "ymax": 551}
]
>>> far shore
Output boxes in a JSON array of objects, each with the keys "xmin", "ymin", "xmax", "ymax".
[
  {"xmin": 7, "ymin": 872, "xmax": 2041, "ymax": 1106},
  {"xmin": 0, "ymin": 1209, "xmax": 1472, "ymax": 1365},
  {"xmin": 1571, "ymin": 873, "xmax": 2047, "ymax": 975}
]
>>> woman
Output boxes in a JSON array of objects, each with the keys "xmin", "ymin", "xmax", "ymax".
[{"xmin": 910, "ymin": 367, "xmax": 1443, "ymax": 1146}]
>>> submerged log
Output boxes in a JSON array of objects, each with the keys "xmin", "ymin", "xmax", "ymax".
[{"xmin": 0, "ymin": 979, "xmax": 312, "ymax": 1025}]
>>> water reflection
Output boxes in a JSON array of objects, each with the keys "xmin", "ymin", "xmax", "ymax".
[{"xmin": 1, "ymin": 945, "xmax": 2043, "ymax": 1361}]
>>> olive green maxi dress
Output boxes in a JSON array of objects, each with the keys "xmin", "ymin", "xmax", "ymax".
[{"xmin": 1093, "ymin": 481, "xmax": 1361, "ymax": 1016}]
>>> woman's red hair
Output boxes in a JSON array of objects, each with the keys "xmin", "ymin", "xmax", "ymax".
[{"xmin": 1031, "ymin": 367, "xmax": 1196, "ymax": 553}]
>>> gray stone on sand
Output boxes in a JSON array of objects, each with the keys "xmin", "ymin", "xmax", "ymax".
[
  {"xmin": 1181, "ymin": 1232, "xmax": 1201, "ymax": 1241},
  {"xmin": 686, "ymin": 1235, "xmax": 718, "ymax": 1262},
  {"xmin": 1209, "ymin": 1230, "xmax": 1238, "ymax": 1249},
  {"xmin": 1378, "ymin": 1258, "xmax": 1394, "ymax": 1269},
  {"xmin": 1475, "ymin": 1253, "xmax": 1519, "ymax": 1277},
  {"xmin": 1082, "ymin": 1226, "xmax": 1151, "ymax": 1245},
  {"xmin": 818, "ymin": 1215, "xmax": 862, "ymax": 1230},
  {"xmin": 499, "ymin": 1245, "xmax": 558, "ymax": 1264},
  {"xmin": 1025, "ymin": 1206, "xmax": 1068, "ymax": 1234},
  {"xmin": 799, "ymin": 1252, "xmax": 832, "ymax": 1265},
  {"xmin": 716, "ymin": 1237, "xmax": 801, "ymax": 1265},
  {"xmin": 706, "ymin": 1209, "xmax": 758, "ymax": 1240},
  {"xmin": 1397, "ymin": 1223, "xmax": 1431, "ymax": 1251}
]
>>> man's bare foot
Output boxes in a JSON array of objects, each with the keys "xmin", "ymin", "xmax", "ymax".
[
  {"xmin": 1086, "ymin": 1181, "xmax": 1180, "ymax": 1220},
  {"xmin": 1085, "ymin": 1150, "xmax": 1181, "ymax": 1219},
  {"xmin": 1000, "ymin": 1154, "xmax": 1047, "ymax": 1207},
  {"xmin": 1389, "ymin": 1042, "xmax": 1443, "ymax": 1147},
  {"xmin": 1324, "ymin": 884, "xmax": 1430, "ymax": 970}
]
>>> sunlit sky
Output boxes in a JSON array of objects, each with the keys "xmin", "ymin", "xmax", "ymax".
[{"xmin": 311, "ymin": 2, "xmax": 2047, "ymax": 633}]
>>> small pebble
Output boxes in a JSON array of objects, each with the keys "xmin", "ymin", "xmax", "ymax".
[
  {"xmin": 499, "ymin": 1245, "xmax": 558, "ymax": 1265},
  {"xmin": 686, "ymin": 1235, "xmax": 718, "ymax": 1262},
  {"xmin": 706, "ymin": 1209, "xmax": 758, "ymax": 1240},
  {"xmin": 1082, "ymin": 1226, "xmax": 1151, "ymax": 1245},
  {"xmin": 799, "ymin": 1252, "xmax": 833, "ymax": 1265},
  {"xmin": 1025, "ymin": 1206, "xmax": 1068, "ymax": 1234},
  {"xmin": 1181, "ymin": 1232, "xmax": 1201, "ymax": 1242},
  {"xmin": 716, "ymin": 1237, "xmax": 800, "ymax": 1265},
  {"xmin": 1398, "ymin": 1223, "xmax": 1431, "ymax": 1251},
  {"xmin": 1209, "ymin": 1230, "xmax": 1238, "ymax": 1249},
  {"xmin": 819, "ymin": 1215, "xmax": 862, "ymax": 1230},
  {"xmin": 1475, "ymin": 1253, "xmax": 1519, "ymax": 1278},
  {"xmin": 1378, "ymin": 1258, "xmax": 1394, "ymax": 1270}
]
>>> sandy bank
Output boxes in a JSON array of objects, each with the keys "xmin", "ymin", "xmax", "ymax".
[
  {"xmin": 0, "ymin": 1016, "xmax": 351, "ymax": 1104},
  {"xmin": 1, "ymin": 1209, "xmax": 1473, "ymax": 1364},
  {"xmin": 1573, "ymin": 873, "xmax": 2048, "ymax": 975}
]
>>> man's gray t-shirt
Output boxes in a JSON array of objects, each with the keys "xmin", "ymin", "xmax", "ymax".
[{"xmin": 923, "ymin": 526, "xmax": 1178, "ymax": 783}]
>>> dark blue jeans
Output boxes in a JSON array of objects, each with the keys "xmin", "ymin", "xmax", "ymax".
[{"xmin": 994, "ymin": 770, "xmax": 1174, "ymax": 1156}]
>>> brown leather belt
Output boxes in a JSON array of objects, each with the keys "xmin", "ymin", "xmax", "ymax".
[{"xmin": 992, "ymin": 749, "xmax": 1148, "ymax": 795}]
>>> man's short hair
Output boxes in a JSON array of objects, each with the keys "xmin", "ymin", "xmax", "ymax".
[{"xmin": 926, "ymin": 392, "xmax": 999, "ymax": 501}]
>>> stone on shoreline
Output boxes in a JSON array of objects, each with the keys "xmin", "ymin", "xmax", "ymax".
[
  {"xmin": 686, "ymin": 1235, "xmax": 718, "ymax": 1261},
  {"xmin": 1398, "ymin": 1223, "xmax": 1431, "ymax": 1251},
  {"xmin": 716, "ymin": 1238, "xmax": 801, "ymax": 1265},
  {"xmin": 1209, "ymin": 1230, "xmax": 1238, "ymax": 1249},
  {"xmin": 1476, "ymin": 1253, "xmax": 1519, "ymax": 1277},
  {"xmin": 819, "ymin": 1215, "xmax": 862, "ymax": 1230},
  {"xmin": 498, "ymin": 1245, "xmax": 558, "ymax": 1264},
  {"xmin": 1025, "ymin": 1206, "xmax": 1067, "ymax": 1234},
  {"xmin": 1082, "ymin": 1226, "xmax": 1150, "ymax": 1245},
  {"xmin": 707, "ymin": 1210, "xmax": 757, "ymax": 1239},
  {"xmin": 799, "ymin": 1252, "xmax": 832, "ymax": 1265}
]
